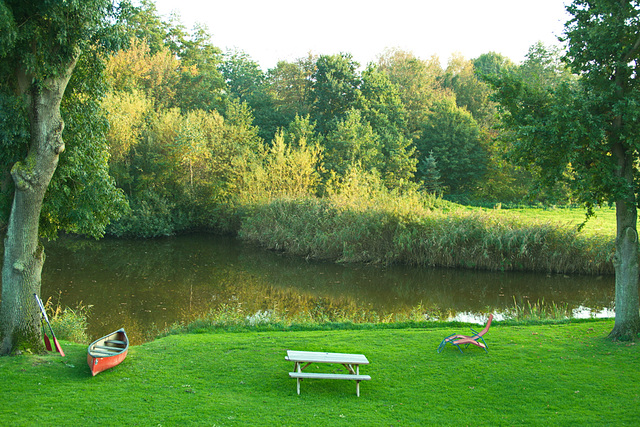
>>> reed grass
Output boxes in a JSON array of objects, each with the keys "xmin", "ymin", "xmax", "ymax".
[
  {"xmin": 239, "ymin": 195, "xmax": 614, "ymax": 275},
  {"xmin": 46, "ymin": 295, "xmax": 91, "ymax": 344},
  {"xmin": 152, "ymin": 299, "xmax": 578, "ymax": 340},
  {"xmin": 509, "ymin": 296, "xmax": 572, "ymax": 321}
]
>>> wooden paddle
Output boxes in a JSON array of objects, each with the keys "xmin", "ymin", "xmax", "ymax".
[{"xmin": 34, "ymin": 294, "xmax": 65, "ymax": 357}]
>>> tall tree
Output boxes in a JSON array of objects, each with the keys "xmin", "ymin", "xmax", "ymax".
[
  {"xmin": 265, "ymin": 55, "xmax": 316, "ymax": 124},
  {"xmin": 377, "ymin": 49, "xmax": 447, "ymax": 139},
  {"xmin": 564, "ymin": 0, "xmax": 640, "ymax": 340},
  {"xmin": 220, "ymin": 50, "xmax": 280, "ymax": 142},
  {"xmin": 0, "ymin": 0, "xmax": 127, "ymax": 354},
  {"xmin": 323, "ymin": 109, "xmax": 383, "ymax": 178},
  {"xmin": 443, "ymin": 53, "xmax": 497, "ymax": 127},
  {"xmin": 492, "ymin": 0, "xmax": 640, "ymax": 340},
  {"xmin": 359, "ymin": 65, "xmax": 416, "ymax": 186},
  {"xmin": 415, "ymin": 98, "xmax": 487, "ymax": 193},
  {"xmin": 311, "ymin": 54, "xmax": 361, "ymax": 134}
]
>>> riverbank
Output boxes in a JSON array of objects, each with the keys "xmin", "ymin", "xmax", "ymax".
[
  {"xmin": 1, "ymin": 319, "xmax": 637, "ymax": 425},
  {"xmin": 240, "ymin": 197, "xmax": 615, "ymax": 275}
]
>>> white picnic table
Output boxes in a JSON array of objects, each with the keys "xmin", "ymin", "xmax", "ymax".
[{"xmin": 285, "ymin": 350, "xmax": 371, "ymax": 396}]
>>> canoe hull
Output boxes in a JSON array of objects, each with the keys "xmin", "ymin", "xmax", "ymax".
[{"xmin": 87, "ymin": 328, "xmax": 129, "ymax": 376}]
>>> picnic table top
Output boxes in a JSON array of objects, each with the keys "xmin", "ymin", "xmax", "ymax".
[{"xmin": 285, "ymin": 350, "xmax": 369, "ymax": 365}]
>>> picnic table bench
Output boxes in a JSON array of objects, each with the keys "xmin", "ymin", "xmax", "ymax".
[{"xmin": 285, "ymin": 350, "xmax": 371, "ymax": 396}]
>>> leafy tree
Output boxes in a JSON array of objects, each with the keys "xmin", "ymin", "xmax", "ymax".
[
  {"xmin": 265, "ymin": 55, "xmax": 316, "ymax": 124},
  {"xmin": 237, "ymin": 129, "xmax": 322, "ymax": 204},
  {"xmin": 42, "ymin": 57, "xmax": 129, "ymax": 240},
  {"xmin": 323, "ymin": 109, "xmax": 383, "ymax": 179},
  {"xmin": 476, "ymin": 45, "xmax": 575, "ymax": 204},
  {"xmin": 102, "ymin": 89, "xmax": 152, "ymax": 166},
  {"xmin": 519, "ymin": 42, "xmax": 574, "ymax": 88},
  {"xmin": 443, "ymin": 53, "xmax": 497, "ymax": 127},
  {"xmin": 121, "ymin": 0, "xmax": 168, "ymax": 54},
  {"xmin": 0, "ymin": 0, "xmax": 128, "ymax": 354},
  {"xmin": 220, "ymin": 50, "xmax": 282, "ymax": 142},
  {"xmin": 118, "ymin": 2, "xmax": 225, "ymax": 112},
  {"xmin": 311, "ymin": 54, "xmax": 361, "ymax": 134},
  {"xmin": 415, "ymin": 98, "xmax": 487, "ymax": 193},
  {"xmin": 491, "ymin": 0, "xmax": 640, "ymax": 340},
  {"xmin": 377, "ymin": 49, "xmax": 447, "ymax": 139},
  {"xmin": 359, "ymin": 65, "xmax": 416, "ymax": 186},
  {"xmin": 473, "ymin": 51, "xmax": 514, "ymax": 79},
  {"xmin": 106, "ymin": 37, "xmax": 182, "ymax": 109},
  {"xmin": 284, "ymin": 114, "xmax": 321, "ymax": 148},
  {"xmin": 175, "ymin": 24, "xmax": 226, "ymax": 113}
]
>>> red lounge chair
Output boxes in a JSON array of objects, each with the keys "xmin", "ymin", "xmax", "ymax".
[{"xmin": 437, "ymin": 314, "xmax": 493, "ymax": 353}]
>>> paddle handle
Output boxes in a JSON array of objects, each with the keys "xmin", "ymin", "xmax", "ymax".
[
  {"xmin": 34, "ymin": 293, "xmax": 50, "ymax": 323},
  {"xmin": 34, "ymin": 293, "xmax": 64, "ymax": 356}
]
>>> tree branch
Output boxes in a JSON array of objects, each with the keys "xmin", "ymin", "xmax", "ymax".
[{"xmin": 623, "ymin": 33, "xmax": 640, "ymax": 63}]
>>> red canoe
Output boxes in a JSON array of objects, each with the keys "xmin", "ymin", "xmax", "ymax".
[{"xmin": 87, "ymin": 328, "xmax": 129, "ymax": 376}]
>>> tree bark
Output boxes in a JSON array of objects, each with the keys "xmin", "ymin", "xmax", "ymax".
[
  {"xmin": 0, "ymin": 58, "xmax": 77, "ymax": 354},
  {"xmin": 609, "ymin": 142, "xmax": 640, "ymax": 340}
]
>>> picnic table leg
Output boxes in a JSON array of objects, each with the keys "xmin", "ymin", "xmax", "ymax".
[
  {"xmin": 356, "ymin": 365, "xmax": 360, "ymax": 397},
  {"xmin": 296, "ymin": 362, "xmax": 301, "ymax": 395}
]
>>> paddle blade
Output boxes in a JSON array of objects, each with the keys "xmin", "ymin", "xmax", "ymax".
[
  {"xmin": 43, "ymin": 332, "xmax": 53, "ymax": 351},
  {"xmin": 53, "ymin": 337, "xmax": 65, "ymax": 357}
]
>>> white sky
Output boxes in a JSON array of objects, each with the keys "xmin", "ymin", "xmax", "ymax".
[{"xmin": 152, "ymin": 0, "xmax": 572, "ymax": 70}]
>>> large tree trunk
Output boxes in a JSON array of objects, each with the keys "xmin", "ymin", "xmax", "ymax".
[
  {"xmin": 609, "ymin": 144, "xmax": 640, "ymax": 340},
  {"xmin": 610, "ymin": 200, "xmax": 640, "ymax": 340},
  {"xmin": 0, "ymin": 60, "xmax": 76, "ymax": 355}
]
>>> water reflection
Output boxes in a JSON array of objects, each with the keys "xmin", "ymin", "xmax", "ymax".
[{"xmin": 40, "ymin": 234, "xmax": 616, "ymax": 344}]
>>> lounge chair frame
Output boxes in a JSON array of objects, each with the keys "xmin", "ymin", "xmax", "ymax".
[{"xmin": 437, "ymin": 314, "xmax": 493, "ymax": 353}]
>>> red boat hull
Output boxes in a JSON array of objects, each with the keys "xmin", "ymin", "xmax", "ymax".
[{"xmin": 87, "ymin": 329, "xmax": 129, "ymax": 376}]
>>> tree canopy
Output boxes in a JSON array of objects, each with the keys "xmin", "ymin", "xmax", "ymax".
[
  {"xmin": 0, "ymin": 0, "xmax": 130, "ymax": 354},
  {"xmin": 490, "ymin": 0, "xmax": 640, "ymax": 339}
]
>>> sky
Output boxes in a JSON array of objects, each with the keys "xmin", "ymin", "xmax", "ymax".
[{"xmin": 152, "ymin": 0, "xmax": 572, "ymax": 70}]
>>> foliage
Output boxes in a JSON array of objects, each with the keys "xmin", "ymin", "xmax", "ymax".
[
  {"xmin": 490, "ymin": 0, "xmax": 640, "ymax": 340},
  {"xmin": 443, "ymin": 53, "xmax": 498, "ymax": 127},
  {"xmin": 415, "ymin": 97, "xmax": 487, "ymax": 192},
  {"xmin": 40, "ymin": 54, "xmax": 129, "ymax": 240},
  {"xmin": 221, "ymin": 49, "xmax": 282, "ymax": 141},
  {"xmin": 323, "ymin": 109, "xmax": 383, "ymax": 179},
  {"xmin": 45, "ymin": 296, "xmax": 91, "ymax": 344},
  {"xmin": 419, "ymin": 151, "xmax": 442, "ymax": 194},
  {"xmin": 240, "ymin": 181, "xmax": 613, "ymax": 274},
  {"xmin": 235, "ymin": 129, "xmax": 322, "ymax": 205},
  {"xmin": 0, "ymin": 1, "xmax": 130, "ymax": 238},
  {"xmin": 311, "ymin": 53, "xmax": 362, "ymax": 134},
  {"xmin": 10, "ymin": 0, "xmax": 625, "ymax": 254},
  {"xmin": 106, "ymin": 102, "xmax": 260, "ymax": 236},
  {"xmin": 377, "ymin": 49, "xmax": 447, "ymax": 138},
  {"xmin": 0, "ymin": 0, "xmax": 126, "ymax": 80},
  {"xmin": 265, "ymin": 55, "xmax": 316, "ymax": 122}
]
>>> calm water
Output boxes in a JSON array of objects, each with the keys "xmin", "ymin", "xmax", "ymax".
[{"xmin": 40, "ymin": 234, "xmax": 615, "ymax": 344}]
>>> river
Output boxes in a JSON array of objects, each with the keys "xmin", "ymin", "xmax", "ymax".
[{"xmin": 39, "ymin": 234, "xmax": 615, "ymax": 344}]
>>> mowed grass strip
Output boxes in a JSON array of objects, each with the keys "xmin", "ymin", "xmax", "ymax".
[
  {"xmin": 0, "ymin": 320, "xmax": 637, "ymax": 426},
  {"xmin": 493, "ymin": 206, "xmax": 617, "ymax": 238}
]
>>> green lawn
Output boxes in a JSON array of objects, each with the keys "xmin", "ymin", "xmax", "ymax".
[
  {"xmin": 1, "ymin": 320, "xmax": 637, "ymax": 426},
  {"xmin": 494, "ymin": 206, "xmax": 617, "ymax": 238}
]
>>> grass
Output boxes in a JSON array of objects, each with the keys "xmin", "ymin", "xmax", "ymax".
[
  {"xmin": 1, "ymin": 320, "xmax": 638, "ymax": 426},
  {"xmin": 492, "ymin": 206, "xmax": 617, "ymax": 238},
  {"xmin": 240, "ymin": 197, "xmax": 615, "ymax": 275}
]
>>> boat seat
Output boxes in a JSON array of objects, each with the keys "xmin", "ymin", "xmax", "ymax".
[
  {"xmin": 93, "ymin": 345, "xmax": 121, "ymax": 352},
  {"xmin": 90, "ymin": 350, "xmax": 115, "ymax": 357},
  {"xmin": 105, "ymin": 340, "xmax": 126, "ymax": 346}
]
